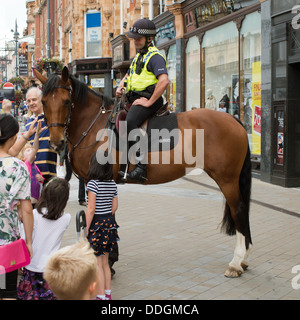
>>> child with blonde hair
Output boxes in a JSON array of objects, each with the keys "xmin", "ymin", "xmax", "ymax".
[
  {"xmin": 44, "ymin": 241, "xmax": 99, "ymax": 300},
  {"xmin": 19, "ymin": 121, "xmax": 45, "ymax": 207}
]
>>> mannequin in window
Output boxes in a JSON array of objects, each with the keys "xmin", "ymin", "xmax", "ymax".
[
  {"xmin": 205, "ymin": 89, "xmax": 216, "ymax": 110},
  {"xmin": 219, "ymin": 87, "xmax": 230, "ymax": 113}
]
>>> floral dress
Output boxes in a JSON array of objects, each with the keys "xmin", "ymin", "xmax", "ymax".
[{"xmin": 0, "ymin": 157, "xmax": 31, "ymax": 245}]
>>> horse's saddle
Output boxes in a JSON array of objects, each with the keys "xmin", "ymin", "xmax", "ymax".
[{"xmin": 110, "ymin": 101, "xmax": 179, "ymax": 152}]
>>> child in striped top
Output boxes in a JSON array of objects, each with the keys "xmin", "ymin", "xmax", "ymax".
[{"xmin": 86, "ymin": 151, "xmax": 119, "ymax": 300}]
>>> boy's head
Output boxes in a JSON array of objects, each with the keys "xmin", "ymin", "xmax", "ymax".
[{"xmin": 44, "ymin": 241, "xmax": 99, "ymax": 300}]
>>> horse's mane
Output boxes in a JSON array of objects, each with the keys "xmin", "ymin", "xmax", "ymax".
[{"xmin": 42, "ymin": 73, "xmax": 113, "ymax": 109}]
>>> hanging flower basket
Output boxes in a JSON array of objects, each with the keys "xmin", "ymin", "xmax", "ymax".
[
  {"xmin": 9, "ymin": 77, "xmax": 25, "ymax": 89},
  {"xmin": 33, "ymin": 57, "xmax": 64, "ymax": 74},
  {"xmin": 14, "ymin": 90, "xmax": 23, "ymax": 106}
]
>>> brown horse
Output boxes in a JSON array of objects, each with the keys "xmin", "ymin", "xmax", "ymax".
[{"xmin": 34, "ymin": 67, "xmax": 252, "ymax": 278}]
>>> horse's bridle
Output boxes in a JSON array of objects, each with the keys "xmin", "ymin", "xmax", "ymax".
[
  {"xmin": 44, "ymin": 83, "xmax": 112, "ymax": 151},
  {"xmin": 44, "ymin": 85, "xmax": 74, "ymax": 129}
]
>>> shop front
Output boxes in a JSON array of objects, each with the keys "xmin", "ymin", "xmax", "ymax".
[
  {"xmin": 260, "ymin": 0, "xmax": 300, "ymax": 187},
  {"xmin": 173, "ymin": 0, "xmax": 262, "ymax": 160}
]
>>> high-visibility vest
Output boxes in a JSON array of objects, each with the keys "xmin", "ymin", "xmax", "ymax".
[{"xmin": 126, "ymin": 46, "xmax": 166, "ymax": 93}]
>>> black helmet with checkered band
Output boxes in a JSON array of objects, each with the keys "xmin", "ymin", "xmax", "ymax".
[{"xmin": 126, "ymin": 18, "xmax": 156, "ymax": 39}]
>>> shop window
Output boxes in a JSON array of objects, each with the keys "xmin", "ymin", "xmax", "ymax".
[
  {"xmin": 272, "ymin": 41, "xmax": 287, "ymax": 101},
  {"xmin": 185, "ymin": 36, "xmax": 200, "ymax": 111},
  {"xmin": 166, "ymin": 44, "xmax": 176, "ymax": 112},
  {"xmin": 240, "ymin": 11, "xmax": 261, "ymax": 156},
  {"xmin": 85, "ymin": 11, "xmax": 101, "ymax": 58},
  {"xmin": 202, "ymin": 21, "xmax": 238, "ymax": 114}
]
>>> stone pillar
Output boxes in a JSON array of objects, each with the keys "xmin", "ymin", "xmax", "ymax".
[{"xmin": 260, "ymin": 0, "xmax": 272, "ymax": 183}]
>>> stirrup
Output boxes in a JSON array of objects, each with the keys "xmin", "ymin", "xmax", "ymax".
[{"xmin": 126, "ymin": 164, "xmax": 147, "ymax": 183}]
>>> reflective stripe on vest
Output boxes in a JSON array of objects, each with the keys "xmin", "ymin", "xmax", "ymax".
[{"xmin": 126, "ymin": 46, "xmax": 166, "ymax": 93}]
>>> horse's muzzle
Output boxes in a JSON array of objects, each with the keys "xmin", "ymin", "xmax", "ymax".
[{"xmin": 49, "ymin": 140, "xmax": 65, "ymax": 153}]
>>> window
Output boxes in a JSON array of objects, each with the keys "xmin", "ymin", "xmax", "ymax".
[
  {"xmin": 166, "ymin": 44, "xmax": 176, "ymax": 112},
  {"xmin": 185, "ymin": 36, "xmax": 200, "ymax": 111},
  {"xmin": 202, "ymin": 21, "xmax": 238, "ymax": 113},
  {"xmin": 240, "ymin": 11, "xmax": 261, "ymax": 156},
  {"xmin": 85, "ymin": 11, "xmax": 101, "ymax": 58}
]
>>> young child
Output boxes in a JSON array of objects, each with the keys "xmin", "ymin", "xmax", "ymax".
[
  {"xmin": 86, "ymin": 151, "xmax": 119, "ymax": 300},
  {"xmin": 17, "ymin": 177, "xmax": 71, "ymax": 300},
  {"xmin": 44, "ymin": 240, "xmax": 99, "ymax": 300},
  {"xmin": 19, "ymin": 121, "xmax": 45, "ymax": 207}
]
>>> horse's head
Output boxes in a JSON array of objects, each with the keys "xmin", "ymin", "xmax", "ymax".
[{"xmin": 34, "ymin": 66, "xmax": 72, "ymax": 152}]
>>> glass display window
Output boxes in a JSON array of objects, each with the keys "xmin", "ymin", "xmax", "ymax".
[
  {"xmin": 202, "ymin": 21, "xmax": 238, "ymax": 113},
  {"xmin": 185, "ymin": 36, "xmax": 201, "ymax": 111},
  {"xmin": 166, "ymin": 44, "xmax": 177, "ymax": 112},
  {"xmin": 240, "ymin": 11, "xmax": 261, "ymax": 156}
]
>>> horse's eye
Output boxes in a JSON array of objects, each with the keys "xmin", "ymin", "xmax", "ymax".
[{"xmin": 41, "ymin": 100, "xmax": 46, "ymax": 106}]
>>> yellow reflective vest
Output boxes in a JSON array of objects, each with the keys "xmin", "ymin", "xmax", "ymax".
[{"xmin": 126, "ymin": 46, "xmax": 166, "ymax": 93}]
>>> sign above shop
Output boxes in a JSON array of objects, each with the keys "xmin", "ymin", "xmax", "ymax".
[
  {"xmin": 91, "ymin": 78, "xmax": 104, "ymax": 88},
  {"xmin": 184, "ymin": 0, "xmax": 228, "ymax": 33},
  {"xmin": 155, "ymin": 21, "xmax": 176, "ymax": 46}
]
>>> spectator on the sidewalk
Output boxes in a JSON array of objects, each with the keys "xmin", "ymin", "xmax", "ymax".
[
  {"xmin": 0, "ymin": 114, "xmax": 33, "ymax": 300},
  {"xmin": 86, "ymin": 151, "xmax": 119, "ymax": 300},
  {"xmin": 19, "ymin": 121, "xmax": 45, "ymax": 208},
  {"xmin": 17, "ymin": 177, "xmax": 71, "ymax": 300},
  {"xmin": 24, "ymin": 87, "xmax": 57, "ymax": 185},
  {"xmin": 44, "ymin": 240, "xmax": 99, "ymax": 300},
  {"xmin": 2, "ymin": 99, "xmax": 12, "ymax": 115}
]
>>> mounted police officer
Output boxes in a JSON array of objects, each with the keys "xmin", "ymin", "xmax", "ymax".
[{"xmin": 116, "ymin": 18, "xmax": 169, "ymax": 183}]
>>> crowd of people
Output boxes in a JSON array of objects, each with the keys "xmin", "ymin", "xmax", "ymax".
[
  {"xmin": 1, "ymin": 17, "xmax": 174, "ymax": 300},
  {"xmin": 0, "ymin": 86, "xmax": 119, "ymax": 300}
]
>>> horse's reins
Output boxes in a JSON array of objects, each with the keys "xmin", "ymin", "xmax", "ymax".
[
  {"xmin": 46, "ymin": 84, "xmax": 112, "ymax": 150},
  {"xmin": 45, "ymin": 83, "xmax": 113, "ymax": 179}
]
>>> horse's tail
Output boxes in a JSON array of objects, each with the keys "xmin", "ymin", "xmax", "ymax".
[{"xmin": 221, "ymin": 145, "xmax": 252, "ymax": 249}]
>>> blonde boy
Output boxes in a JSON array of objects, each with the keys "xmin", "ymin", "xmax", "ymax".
[{"xmin": 44, "ymin": 241, "xmax": 99, "ymax": 300}]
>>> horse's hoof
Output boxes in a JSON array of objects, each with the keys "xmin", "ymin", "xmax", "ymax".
[{"xmin": 224, "ymin": 267, "xmax": 243, "ymax": 278}]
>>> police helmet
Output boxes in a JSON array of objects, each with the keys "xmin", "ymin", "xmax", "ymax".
[{"xmin": 126, "ymin": 18, "xmax": 156, "ymax": 39}]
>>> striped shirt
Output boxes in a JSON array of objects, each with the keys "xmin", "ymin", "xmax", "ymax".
[
  {"xmin": 25, "ymin": 114, "xmax": 57, "ymax": 177},
  {"xmin": 86, "ymin": 180, "xmax": 118, "ymax": 215}
]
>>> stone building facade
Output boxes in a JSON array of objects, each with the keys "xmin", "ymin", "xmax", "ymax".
[{"xmin": 26, "ymin": 0, "xmax": 171, "ymax": 96}]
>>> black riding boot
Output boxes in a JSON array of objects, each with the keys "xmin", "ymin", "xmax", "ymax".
[
  {"xmin": 126, "ymin": 161, "xmax": 147, "ymax": 183},
  {"xmin": 118, "ymin": 139, "xmax": 148, "ymax": 183}
]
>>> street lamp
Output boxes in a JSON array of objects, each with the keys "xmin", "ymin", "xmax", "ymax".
[{"xmin": 11, "ymin": 19, "xmax": 19, "ymax": 78}]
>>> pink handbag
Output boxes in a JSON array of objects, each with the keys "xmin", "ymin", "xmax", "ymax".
[{"xmin": 0, "ymin": 239, "xmax": 30, "ymax": 274}]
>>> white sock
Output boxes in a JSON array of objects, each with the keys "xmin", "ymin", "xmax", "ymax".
[{"xmin": 105, "ymin": 290, "xmax": 111, "ymax": 295}]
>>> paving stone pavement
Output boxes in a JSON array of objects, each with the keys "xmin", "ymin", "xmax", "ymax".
[{"xmin": 61, "ymin": 169, "xmax": 300, "ymax": 300}]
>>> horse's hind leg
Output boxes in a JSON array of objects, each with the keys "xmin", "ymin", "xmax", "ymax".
[{"xmin": 220, "ymin": 182, "xmax": 251, "ymax": 278}]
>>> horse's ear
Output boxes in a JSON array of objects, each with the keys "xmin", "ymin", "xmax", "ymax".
[
  {"xmin": 62, "ymin": 66, "xmax": 69, "ymax": 83},
  {"xmin": 33, "ymin": 68, "xmax": 47, "ymax": 84}
]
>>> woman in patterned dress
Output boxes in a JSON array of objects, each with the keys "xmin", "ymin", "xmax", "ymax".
[{"xmin": 0, "ymin": 114, "xmax": 33, "ymax": 300}]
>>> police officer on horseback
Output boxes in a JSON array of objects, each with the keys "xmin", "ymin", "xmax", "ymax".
[{"xmin": 116, "ymin": 18, "xmax": 169, "ymax": 183}]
